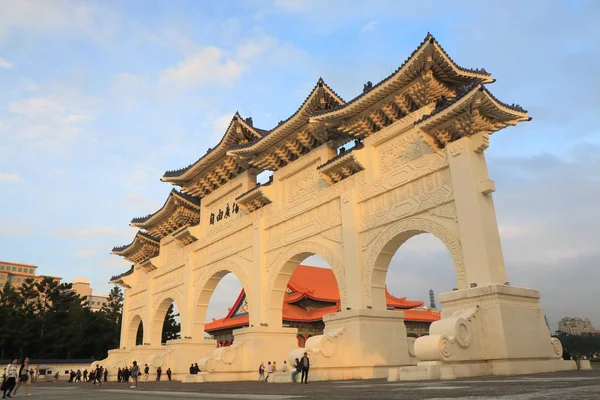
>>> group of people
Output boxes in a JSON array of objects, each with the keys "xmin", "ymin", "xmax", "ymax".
[
  {"xmin": 1, "ymin": 358, "xmax": 31, "ymax": 398},
  {"xmin": 188, "ymin": 363, "xmax": 201, "ymax": 374},
  {"xmin": 258, "ymin": 352, "xmax": 310, "ymax": 384},
  {"xmin": 66, "ymin": 366, "xmax": 107, "ymax": 384}
]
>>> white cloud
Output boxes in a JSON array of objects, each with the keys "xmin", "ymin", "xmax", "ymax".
[
  {"xmin": 159, "ymin": 46, "xmax": 245, "ymax": 89},
  {"xmin": 2, "ymin": 87, "xmax": 101, "ymax": 148},
  {"xmin": 0, "ymin": 173, "xmax": 20, "ymax": 182},
  {"xmin": 0, "ymin": 0, "xmax": 117, "ymax": 43},
  {"xmin": 235, "ymin": 36, "xmax": 277, "ymax": 61},
  {"xmin": 0, "ymin": 57, "xmax": 12, "ymax": 69},
  {"xmin": 110, "ymin": 72, "xmax": 148, "ymax": 96},
  {"xmin": 360, "ymin": 20, "xmax": 379, "ymax": 33}
]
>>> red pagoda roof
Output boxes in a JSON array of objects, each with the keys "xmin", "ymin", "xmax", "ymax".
[{"xmin": 205, "ymin": 265, "xmax": 439, "ymax": 332}]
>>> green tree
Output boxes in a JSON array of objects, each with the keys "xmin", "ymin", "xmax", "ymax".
[{"xmin": 161, "ymin": 304, "xmax": 181, "ymax": 343}]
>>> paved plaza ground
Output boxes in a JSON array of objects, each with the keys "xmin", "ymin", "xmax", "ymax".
[{"xmin": 21, "ymin": 369, "xmax": 600, "ymax": 400}]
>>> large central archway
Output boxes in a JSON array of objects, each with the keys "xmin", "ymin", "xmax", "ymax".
[
  {"xmin": 364, "ymin": 217, "xmax": 465, "ymax": 310},
  {"xmin": 266, "ymin": 241, "xmax": 347, "ymax": 327}
]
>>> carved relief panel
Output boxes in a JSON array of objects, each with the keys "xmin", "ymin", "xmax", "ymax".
[{"xmin": 265, "ymin": 199, "xmax": 341, "ymax": 252}]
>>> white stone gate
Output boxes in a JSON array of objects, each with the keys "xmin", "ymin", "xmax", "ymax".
[{"xmin": 101, "ymin": 34, "xmax": 574, "ymax": 382}]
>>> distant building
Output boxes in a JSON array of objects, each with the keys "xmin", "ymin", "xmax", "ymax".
[
  {"xmin": 72, "ymin": 277, "xmax": 108, "ymax": 311},
  {"xmin": 558, "ymin": 317, "xmax": 595, "ymax": 335},
  {"xmin": 0, "ymin": 260, "xmax": 61, "ymax": 289}
]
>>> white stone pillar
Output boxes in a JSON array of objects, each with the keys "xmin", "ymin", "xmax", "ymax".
[
  {"xmin": 446, "ymin": 132, "xmax": 507, "ymax": 287},
  {"xmin": 339, "ymin": 188, "xmax": 366, "ymax": 310}
]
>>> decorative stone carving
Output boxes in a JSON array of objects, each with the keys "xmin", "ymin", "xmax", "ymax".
[
  {"xmin": 378, "ymin": 131, "xmax": 423, "ymax": 174},
  {"xmin": 414, "ymin": 308, "xmax": 480, "ymax": 362},
  {"xmin": 321, "ymin": 227, "xmax": 343, "ymax": 243},
  {"xmin": 360, "ymin": 169, "xmax": 453, "ymax": 231},
  {"xmin": 364, "ymin": 217, "xmax": 466, "ymax": 300},
  {"xmin": 428, "ymin": 202, "xmax": 458, "ymax": 221},
  {"xmin": 447, "ymin": 141, "xmax": 464, "ymax": 157},
  {"xmin": 199, "ymin": 341, "xmax": 244, "ymax": 372},
  {"xmin": 551, "ymin": 338, "xmax": 563, "ymax": 359}
]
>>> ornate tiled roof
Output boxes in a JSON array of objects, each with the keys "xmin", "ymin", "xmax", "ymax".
[
  {"xmin": 228, "ymin": 78, "xmax": 344, "ymax": 152},
  {"xmin": 235, "ymin": 175, "xmax": 274, "ymax": 201},
  {"xmin": 131, "ymin": 189, "xmax": 200, "ymax": 224},
  {"xmin": 312, "ymin": 33, "xmax": 493, "ymax": 119},
  {"xmin": 162, "ymin": 113, "xmax": 266, "ymax": 180},
  {"xmin": 317, "ymin": 141, "xmax": 365, "ymax": 170},
  {"xmin": 112, "ymin": 231, "xmax": 160, "ymax": 253},
  {"xmin": 109, "ymin": 266, "xmax": 134, "ymax": 282},
  {"xmin": 414, "ymin": 83, "xmax": 529, "ymax": 126}
]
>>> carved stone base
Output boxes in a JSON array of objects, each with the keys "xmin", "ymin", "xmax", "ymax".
[
  {"xmin": 198, "ymin": 326, "xmax": 298, "ymax": 379},
  {"xmin": 287, "ymin": 309, "xmax": 413, "ymax": 381},
  {"xmin": 95, "ymin": 339, "xmax": 217, "ymax": 382},
  {"xmin": 388, "ymin": 284, "xmax": 576, "ymax": 381},
  {"xmin": 390, "ymin": 359, "xmax": 576, "ymax": 381}
]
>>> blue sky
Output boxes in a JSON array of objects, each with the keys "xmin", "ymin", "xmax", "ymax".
[{"xmin": 0, "ymin": 0, "xmax": 598, "ymax": 329}]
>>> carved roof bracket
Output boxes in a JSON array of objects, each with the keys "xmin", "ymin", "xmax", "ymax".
[
  {"xmin": 235, "ymin": 178, "xmax": 274, "ymax": 213},
  {"xmin": 140, "ymin": 257, "xmax": 157, "ymax": 272},
  {"xmin": 317, "ymin": 143, "xmax": 365, "ymax": 185},
  {"xmin": 173, "ymin": 225, "xmax": 198, "ymax": 247}
]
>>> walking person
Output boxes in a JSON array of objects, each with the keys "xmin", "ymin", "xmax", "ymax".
[
  {"xmin": 300, "ymin": 352, "xmax": 310, "ymax": 384},
  {"xmin": 130, "ymin": 362, "xmax": 139, "ymax": 389},
  {"xmin": 257, "ymin": 362, "xmax": 265, "ymax": 381},
  {"xmin": 166, "ymin": 368, "xmax": 172, "ymax": 381},
  {"xmin": 2, "ymin": 359, "xmax": 18, "ymax": 399},
  {"xmin": 156, "ymin": 367, "xmax": 162, "ymax": 381},
  {"xmin": 83, "ymin": 369, "xmax": 88, "ymax": 382},
  {"xmin": 265, "ymin": 361, "xmax": 272, "ymax": 382},
  {"xmin": 143, "ymin": 364, "xmax": 149, "ymax": 383},
  {"xmin": 12, "ymin": 357, "xmax": 31, "ymax": 397},
  {"xmin": 103, "ymin": 368, "xmax": 108, "ymax": 382}
]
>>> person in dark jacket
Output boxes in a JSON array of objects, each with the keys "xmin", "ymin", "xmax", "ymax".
[
  {"xmin": 300, "ymin": 352, "xmax": 310, "ymax": 384},
  {"xmin": 166, "ymin": 368, "xmax": 172, "ymax": 381}
]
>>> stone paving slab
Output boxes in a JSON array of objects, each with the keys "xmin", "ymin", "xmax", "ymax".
[{"xmin": 22, "ymin": 370, "xmax": 600, "ymax": 400}]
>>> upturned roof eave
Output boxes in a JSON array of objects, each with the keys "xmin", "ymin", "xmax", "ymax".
[
  {"xmin": 161, "ymin": 113, "xmax": 265, "ymax": 183},
  {"xmin": 311, "ymin": 33, "xmax": 493, "ymax": 122},
  {"xmin": 226, "ymin": 79, "xmax": 345, "ymax": 157},
  {"xmin": 130, "ymin": 189, "xmax": 201, "ymax": 228}
]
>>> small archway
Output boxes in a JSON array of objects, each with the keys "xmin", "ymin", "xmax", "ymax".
[
  {"xmin": 150, "ymin": 296, "xmax": 182, "ymax": 345},
  {"xmin": 364, "ymin": 217, "xmax": 465, "ymax": 310},
  {"xmin": 266, "ymin": 241, "xmax": 346, "ymax": 328},
  {"xmin": 125, "ymin": 314, "xmax": 144, "ymax": 348}
]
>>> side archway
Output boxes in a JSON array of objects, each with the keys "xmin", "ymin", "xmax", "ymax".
[
  {"xmin": 192, "ymin": 259, "xmax": 253, "ymax": 341},
  {"xmin": 149, "ymin": 290, "xmax": 186, "ymax": 346},
  {"xmin": 124, "ymin": 314, "xmax": 144, "ymax": 349},
  {"xmin": 364, "ymin": 217, "xmax": 465, "ymax": 309},
  {"xmin": 265, "ymin": 241, "xmax": 347, "ymax": 327}
]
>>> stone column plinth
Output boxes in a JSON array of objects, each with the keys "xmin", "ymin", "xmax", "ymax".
[
  {"xmin": 392, "ymin": 284, "xmax": 576, "ymax": 381},
  {"xmin": 288, "ymin": 309, "xmax": 413, "ymax": 381},
  {"xmin": 197, "ymin": 326, "xmax": 298, "ymax": 381}
]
